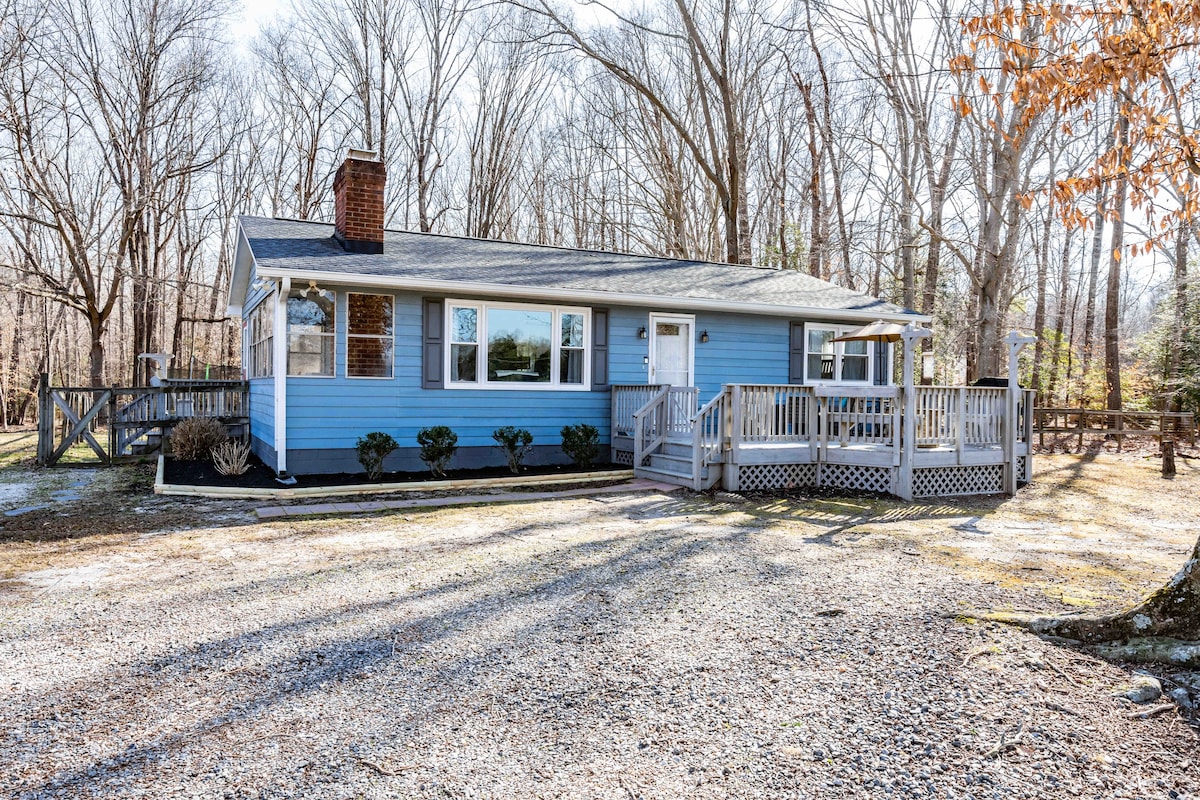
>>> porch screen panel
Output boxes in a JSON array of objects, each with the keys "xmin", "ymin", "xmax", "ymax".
[
  {"xmin": 287, "ymin": 289, "xmax": 335, "ymax": 377},
  {"xmin": 347, "ymin": 293, "xmax": 394, "ymax": 378}
]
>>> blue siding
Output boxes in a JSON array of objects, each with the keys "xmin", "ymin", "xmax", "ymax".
[
  {"xmin": 267, "ymin": 286, "xmax": 806, "ymax": 472},
  {"xmin": 248, "ymin": 379, "xmax": 275, "ymax": 467},
  {"xmin": 284, "ymin": 291, "xmax": 609, "ymax": 454},
  {"xmin": 608, "ymin": 306, "xmax": 790, "ymax": 396}
]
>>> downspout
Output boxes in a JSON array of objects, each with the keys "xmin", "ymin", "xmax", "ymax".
[{"xmin": 274, "ymin": 277, "xmax": 289, "ymax": 476}]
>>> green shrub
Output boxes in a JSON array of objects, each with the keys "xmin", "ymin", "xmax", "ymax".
[
  {"xmin": 171, "ymin": 417, "xmax": 226, "ymax": 461},
  {"xmin": 560, "ymin": 423, "xmax": 600, "ymax": 469},
  {"xmin": 356, "ymin": 431, "xmax": 398, "ymax": 481},
  {"xmin": 492, "ymin": 426, "xmax": 533, "ymax": 473},
  {"xmin": 417, "ymin": 425, "xmax": 458, "ymax": 477}
]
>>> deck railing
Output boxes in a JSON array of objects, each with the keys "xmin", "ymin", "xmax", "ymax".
[
  {"xmin": 632, "ymin": 385, "xmax": 697, "ymax": 467},
  {"xmin": 815, "ymin": 387, "xmax": 899, "ymax": 448},
  {"xmin": 733, "ymin": 384, "xmax": 815, "ymax": 444},
  {"xmin": 612, "ymin": 384, "xmax": 667, "ymax": 438},
  {"xmin": 912, "ymin": 386, "xmax": 1008, "ymax": 448}
]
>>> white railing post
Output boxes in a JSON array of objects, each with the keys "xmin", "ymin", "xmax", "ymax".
[
  {"xmin": 1004, "ymin": 331, "xmax": 1037, "ymax": 494},
  {"xmin": 956, "ymin": 386, "xmax": 966, "ymax": 465},
  {"xmin": 731, "ymin": 384, "xmax": 743, "ymax": 462},
  {"xmin": 898, "ymin": 325, "xmax": 932, "ymax": 500}
]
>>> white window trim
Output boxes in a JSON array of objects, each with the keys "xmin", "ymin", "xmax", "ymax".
[
  {"xmin": 803, "ymin": 322, "xmax": 891, "ymax": 386},
  {"xmin": 647, "ymin": 312, "xmax": 696, "ymax": 387},
  {"xmin": 345, "ymin": 291, "xmax": 396, "ymax": 380},
  {"xmin": 444, "ymin": 299, "xmax": 591, "ymax": 391},
  {"xmin": 286, "ymin": 288, "xmax": 337, "ymax": 378},
  {"xmin": 246, "ymin": 298, "xmax": 274, "ymax": 379}
]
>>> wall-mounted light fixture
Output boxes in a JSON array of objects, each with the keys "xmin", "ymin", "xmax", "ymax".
[
  {"xmin": 643, "ymin": 356, "xmax": 649, "ymax": 365},
  {"xmin": 637, "ymin": 326, "xmax": 647, "ymax": 339},
  {"xmin": 700, "ymin": 330, "xmax": 709, "ymax": 343}
]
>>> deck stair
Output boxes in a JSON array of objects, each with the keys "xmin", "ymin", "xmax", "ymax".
[{"xmin": 631, "ymin": 386, "xmax": 727, "ymax": 490}]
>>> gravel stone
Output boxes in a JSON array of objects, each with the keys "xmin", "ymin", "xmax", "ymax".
[{"xmin": 2, "ymin": 464, "xmax": 1199, "ymax": 799}]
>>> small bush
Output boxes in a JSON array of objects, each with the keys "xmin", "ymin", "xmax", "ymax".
[
  {"xmin": 561, "ymin": 423, "xmax": 600, "ymax": 469},
  {"xmin": 417, "ymin": 425, "xmax": 458, "ymax": 477},
  {"xmin": 172, "ymin": 417, "xmax": 226, "ymax": 461},
  {"xmin": 493, "ymin": 426, "xmax": 533, "ymax": 474},
  {"xmin": 356, "ymin": 431, "xmax": 399, "ymax": 481},
  {"xmin": 212, "ymin": 439, "xmax": 251, "ymax": 476}
]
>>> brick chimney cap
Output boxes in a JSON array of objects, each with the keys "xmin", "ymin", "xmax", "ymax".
[{"xmin": 346, "ymin": 148, "xmax": 379, "ymax": 162}]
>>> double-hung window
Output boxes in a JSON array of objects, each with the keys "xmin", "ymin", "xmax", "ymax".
[
  {"xmin": 287, "ymin": 288, "xmax": 336, "ymax": 377},
  {"xmin": 347, "ymin": 293, "xmax": 394, "ymax": 378},
  {"xmin": 805, "ymin": 323, "xmax": 881, "ymax": 384},
  {"xmin": 446, "ymin": 300, "xmax": 589, "ymax": 389}
]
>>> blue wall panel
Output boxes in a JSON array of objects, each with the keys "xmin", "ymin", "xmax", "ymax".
[{"xmin": 269, "ymin": 286, "xmax": 800, "ymax": 472}]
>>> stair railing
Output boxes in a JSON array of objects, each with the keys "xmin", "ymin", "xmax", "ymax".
[
  {"xmin": 632, "ymin": 385, "xmax": 671, "ymax": 468},
  {"xmin": 690, "ymin": 388, "xmax": 729, "ymax": 490}
]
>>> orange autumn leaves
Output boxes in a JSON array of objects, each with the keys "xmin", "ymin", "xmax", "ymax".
[{"xmin": 954, "ymin": 0, "xmax": 1200, "ymax": 239}]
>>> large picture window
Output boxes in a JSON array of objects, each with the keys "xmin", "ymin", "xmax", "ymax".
[
  {"xmin": 805, "ymin": 323, "xmax": 884, "ymax": 384},
  {"xmin": 347, "ymin": 293, "xmax": 394, "ymax": 378},
  {"xmin": 287, "ymin": 288, "xmax": 335, "ymax": 377},
  {"xmin": 446, "ymin": 300, "xmax": 589, "ymax": 389},
  {"xmin": 247, "ymin": 299, "xmax": 273, "ymax": 379}
]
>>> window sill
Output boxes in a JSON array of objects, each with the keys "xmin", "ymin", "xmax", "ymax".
[{"xmin": 444, "ymin": 382, "xmax": 592, "ymax": 392}]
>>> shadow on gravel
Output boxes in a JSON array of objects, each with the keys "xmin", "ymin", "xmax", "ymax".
[{"xmin": 10, "ymin": 515, "xmax": 786, "ymax": 798}]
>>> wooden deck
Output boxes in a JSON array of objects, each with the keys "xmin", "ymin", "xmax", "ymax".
[
  {"xmin": 612, "ymin": 382, "xmax": 1034, "ymax": 498},
  {"xmin": 36, "ymin": 375, "xmax": 249, "ymax": 465}
]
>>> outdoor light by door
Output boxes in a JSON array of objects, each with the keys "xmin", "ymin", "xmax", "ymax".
[
  {"xmin": 699, "ymin": 330, "xmax": 709, "ymax": 343},
  {"xmin": 643, "ymin": 356, "xmax": 649, "ymax": 365},
  {"xmin": 637, "ymin": 326, "xmax": 647, "ymax": 339}
]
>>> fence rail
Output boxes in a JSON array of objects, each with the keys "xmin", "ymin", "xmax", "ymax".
[
  {"xmin": 36, "ymin": 375, "xmax": 250, "ymax": 466},
  {"xmin": 1034, "ymin": 407, "xmax": 1196, "ymax": 447}
]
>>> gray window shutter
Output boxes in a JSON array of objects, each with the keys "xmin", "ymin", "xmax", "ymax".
[
  {"xmin": 422, "ymin": 298, "xmax": 444, "ymax": 389},
  {"xmin": 789, "ymin": 322, "xmax": 805, "ymax": 384},
  {"xmin": 591, "ymin": 308, "xmax": 609, "ymax": 390}
]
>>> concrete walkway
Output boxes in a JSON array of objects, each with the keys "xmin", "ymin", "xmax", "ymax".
[{"xmin": 254, "ymin": 478, "xmax": 682, "ymax": 519}]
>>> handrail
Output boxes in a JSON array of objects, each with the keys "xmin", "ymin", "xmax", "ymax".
[
  {"xmin": 691, "ymin": 388, "xmax": 729, "ymax": 489},
  {"xmin": 632, "ymin": 385, "xmax": 671, "ymax": 468}
]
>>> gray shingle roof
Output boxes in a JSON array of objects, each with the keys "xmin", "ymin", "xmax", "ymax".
[{"xmin": 238, "ymin": 215, "xmax": 917, "ymax": 319}]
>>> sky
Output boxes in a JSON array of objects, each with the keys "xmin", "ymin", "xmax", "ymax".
[{"xmin": 231, "ymin": 0, "xmax": 286, "ymax": 48}]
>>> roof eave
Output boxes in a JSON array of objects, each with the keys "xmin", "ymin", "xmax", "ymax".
[
  {"xmin": 252, "ymin": 264, "xmax": 929, "ymax": 324},
  {"xmin": 226, "ymin": 224, "xmax": 254, "ymax": 316}
]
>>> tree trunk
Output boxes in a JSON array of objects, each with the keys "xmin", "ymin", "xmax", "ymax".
[
  {"xmin": 1022, "ymin": 534, "xmax": 1200, "ymax": 644},
  {"xmin": 1104, "ymin": 112, "xmax": 1129, "ymax": 413}
]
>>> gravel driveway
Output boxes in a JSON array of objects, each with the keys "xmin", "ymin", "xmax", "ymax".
[{"xmin": 2, "ymin": 456, "xmax": 1198, "ymax": 799}]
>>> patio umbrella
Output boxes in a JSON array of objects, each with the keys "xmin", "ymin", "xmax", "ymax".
[
  {"xmin": 831, "ymin": 321, "xmax": 912, "ymax": 384},
  {"xmin": 831, "ymin": 320, "xmax": 908, "ymax": 343}
]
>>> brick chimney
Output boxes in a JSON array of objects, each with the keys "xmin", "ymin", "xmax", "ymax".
[{"xmin": 333, "ymin": 148, "xmax": 386, "ymax": 254}]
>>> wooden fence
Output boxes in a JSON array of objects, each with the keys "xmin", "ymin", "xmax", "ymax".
[
  {"xmin": 36, "ymin": 374, "xmax": 249, "ymax": 466},
  {"xmin": 1034, "ymin": 407, "xmax": 1196, "ymax": 448}
]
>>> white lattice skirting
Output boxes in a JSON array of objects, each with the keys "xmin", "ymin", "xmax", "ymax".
[
  {"xmin": 737, "ymin": 463, "xmax": 818, "ymax": 491},
  {"xmin": 819, "ymin": 463, "xmax": 895, "ymax": 494},
  {"xmin": 612, "ymin": 448, "xmax": 634, "ymax": 467},
  {"xmin": 912, "ymin": 464, "xmax": 1004, "ymax": 497},
  {"xmin": 1017, "ymin": 456, "xmax": 1030, "ymax": 484}
]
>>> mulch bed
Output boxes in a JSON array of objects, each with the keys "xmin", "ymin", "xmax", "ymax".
[{"xmin": 162, "ymin": 456, "xmax": 626, "ymax": 490}]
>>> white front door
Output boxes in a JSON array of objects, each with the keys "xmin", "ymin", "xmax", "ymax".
[{"xmin": 649, "ymin": 313, "xmax": 694, "ymax": 387}]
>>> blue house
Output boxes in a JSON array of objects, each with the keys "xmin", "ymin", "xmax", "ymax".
[{"xmin": 227, "ymin": 150, "xmax": 1034, "ymax": 498}]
